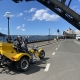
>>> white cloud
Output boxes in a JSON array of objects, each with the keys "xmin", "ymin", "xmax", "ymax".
[
  {"xmin": 4, "ymin": 12, "xmax": 15, "ymax": 18},
  {"xmin": 22, "ymin": 24, "xmax": 25, "ymax": 27},
  {"xmin": 0, "ymin": 28, "xmax": 7, "ymax": 30},
  {"xmin": 24, "ymin": 10, "xmax": 27, "ymax": 13},
  {"xmin": 16, "ymin": 26, "xmax": 21, "ymax": 30},
  {"xmin": 4, "ymin": 28, "xmax": 7, "ymax": 30},
  {"xmin": 17, "ymin": 13, "xmax": 23, "ymax": 17},
  {"xmin": 28, "ymin": 9, "xmax": 60, "ymax": 21},
  {"xmin": 21, "ymin": 29, "xmax": 26, "ymax": 31},
  {"xmin": 10, "ymin": 14, "xmax": 15, "ymax": 17},
  {"xmin": 28, "ymin": 8, "xmax": 36, "ymax": 13},
  {"xmin": 16, "ymin": 25, "xmax": 26, "ymax": 31}
]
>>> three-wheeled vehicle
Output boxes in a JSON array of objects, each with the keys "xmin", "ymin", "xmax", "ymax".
[{"xmin": 0, "ymin": 42, "xmax": 45, "ymax": 72}]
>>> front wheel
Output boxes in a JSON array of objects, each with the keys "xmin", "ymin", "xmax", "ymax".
[
  {"xmin": 0, "ymin": 62, "xmax": 2, "ymax": 67},
  {"xmin": 15, "ymin": 57, "xmax": 30, "ymax": 72},
  {"xmin": 39, "ymin": 50, "xmax": 45, "ymax": 59}
]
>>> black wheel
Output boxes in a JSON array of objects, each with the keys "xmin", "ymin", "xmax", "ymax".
[
  {"xmin": 15, "ymin": 57, "xmax": 30, "ymax": 72},
  {"xmin": 0, "ymin": 62, "xmax": 2, "ymax": 67},
  {"xmin": 39, "ymin": 50, "xmax": 45, "ymax": 59}
]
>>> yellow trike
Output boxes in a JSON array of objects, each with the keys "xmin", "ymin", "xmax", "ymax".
[{"xmin": 0, "ymin": 42, "xmax": 45, "ymax": 72}]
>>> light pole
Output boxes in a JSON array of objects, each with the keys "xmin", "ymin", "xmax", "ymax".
[
  {"xmin": 48, "ymin": 28, "xmax": 50, "ymax": 43},
  {"xmin": 6, "ymin": 12, "xmax": 11, "ymax": 37},
  {"xmin": 57, "ymin": 29, "xmax": 60, "ymax": 41}
]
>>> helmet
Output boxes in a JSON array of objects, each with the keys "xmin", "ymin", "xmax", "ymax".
[
  {"xmin": 17, "ymin": 35, "xmax": 22, "ymax": 39},
  {"xmin": 6, "ymin": 36, "xmax": 12, "ymax": 40},
  {"xmin": 17, "ymin": 35, "xmax": 22, "ymax": 38},
  {"xmin": 24, "ymin": 38, "xmax": 28, "ymax": 42}
]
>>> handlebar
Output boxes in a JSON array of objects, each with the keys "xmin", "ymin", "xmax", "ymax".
[{"xmin": 32, "ymin": 44, "xmax": 38, "ymax": 50}]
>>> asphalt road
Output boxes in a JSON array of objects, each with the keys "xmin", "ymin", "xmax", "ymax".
[{"xmin": 0, "ymin": 39, "xmax": 80, "ymax": 80}]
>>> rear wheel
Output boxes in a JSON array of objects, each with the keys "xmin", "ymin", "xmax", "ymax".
[
  {"xmin": 0, "ymin": 62, "xmax": 2, "ymax": 67},
  {"xmin": 15, "ymin": 57, "xmax": 30, "ymax": 72},
  {"xmin": 0, "ymin": 55, "xmax": 4, "ymax": 67},
  {"xmin": 39, "ymin": 50, "xmax": 45, "ymax": 59}
]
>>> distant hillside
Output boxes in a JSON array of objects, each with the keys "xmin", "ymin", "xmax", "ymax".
[{"xmin": 0, "ymin": 32, "xmax": 7, "ymax": 36}]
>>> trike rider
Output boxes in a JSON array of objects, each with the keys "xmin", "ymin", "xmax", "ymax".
[
  {"xmin": 13, "ymin": 36, "xmax": 22, "ymax": 52},
  {"xmin": 13, "ymin": 36, "xmax": 35, "ymax": 64},
  {"xmin": 6, "ymin": 36, "xmax": 12, "ymax": 43},
  {"xmin": 21, "ymin": 39, "xmax": 35, "ymax": 64}
]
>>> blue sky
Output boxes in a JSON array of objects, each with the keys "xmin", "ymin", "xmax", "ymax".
[{"xmin": 0, "ymin": 0, "xmax": 80, "ymax": 35}]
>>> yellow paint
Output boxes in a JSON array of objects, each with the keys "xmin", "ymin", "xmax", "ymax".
[{"xmin": 0, "ymin": 42, "xmax": 31, "ymax": 61}]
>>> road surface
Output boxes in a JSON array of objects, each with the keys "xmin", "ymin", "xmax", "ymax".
[{"xmin": 0, "ymin": 39, "xmax": 80, "ymax": 80}]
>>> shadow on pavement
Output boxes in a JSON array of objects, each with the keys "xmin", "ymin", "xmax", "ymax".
[{"xmin": 0, "ymin": 57, "xmax": 50, "ymax": 75}]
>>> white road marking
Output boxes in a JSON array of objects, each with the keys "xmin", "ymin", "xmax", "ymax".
[
  {"xmin": 44, "ymin": 63, "xmax": 50, "ymax": 72},
  {"xmin": 52, "ymin": 52, "xmax": 55, "ymax": 55},
  {"xmin": 56, "ymin": 48, "xmax": 58, "ymax": 50},
  {"xmin": 58, "ymin": 45, "xmax": 59, "ymax": 47},
  {"xmin": 74, "ymin": 40, "xmax": 80, "ymax": 44}
]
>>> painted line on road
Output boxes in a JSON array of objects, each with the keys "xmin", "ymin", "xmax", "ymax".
[
  {"xmin": 74, "ymin": 40, "xmax": 80, "ymax": 44},
  {"xmin": 56, "ymin": 48, "xmax": 58, "ymax": 50},
  {"xmin": 52, "ymin": 52, "xmax": 55, "ymax": 55},
  {"xmin": 44, "ymin": 63, "xmax": 50, "ymax": 72}
]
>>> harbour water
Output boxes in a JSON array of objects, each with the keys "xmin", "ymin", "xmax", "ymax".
[{"xmin": 0, "ymin": 35, "xmax": 59, "ymax": 42}]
